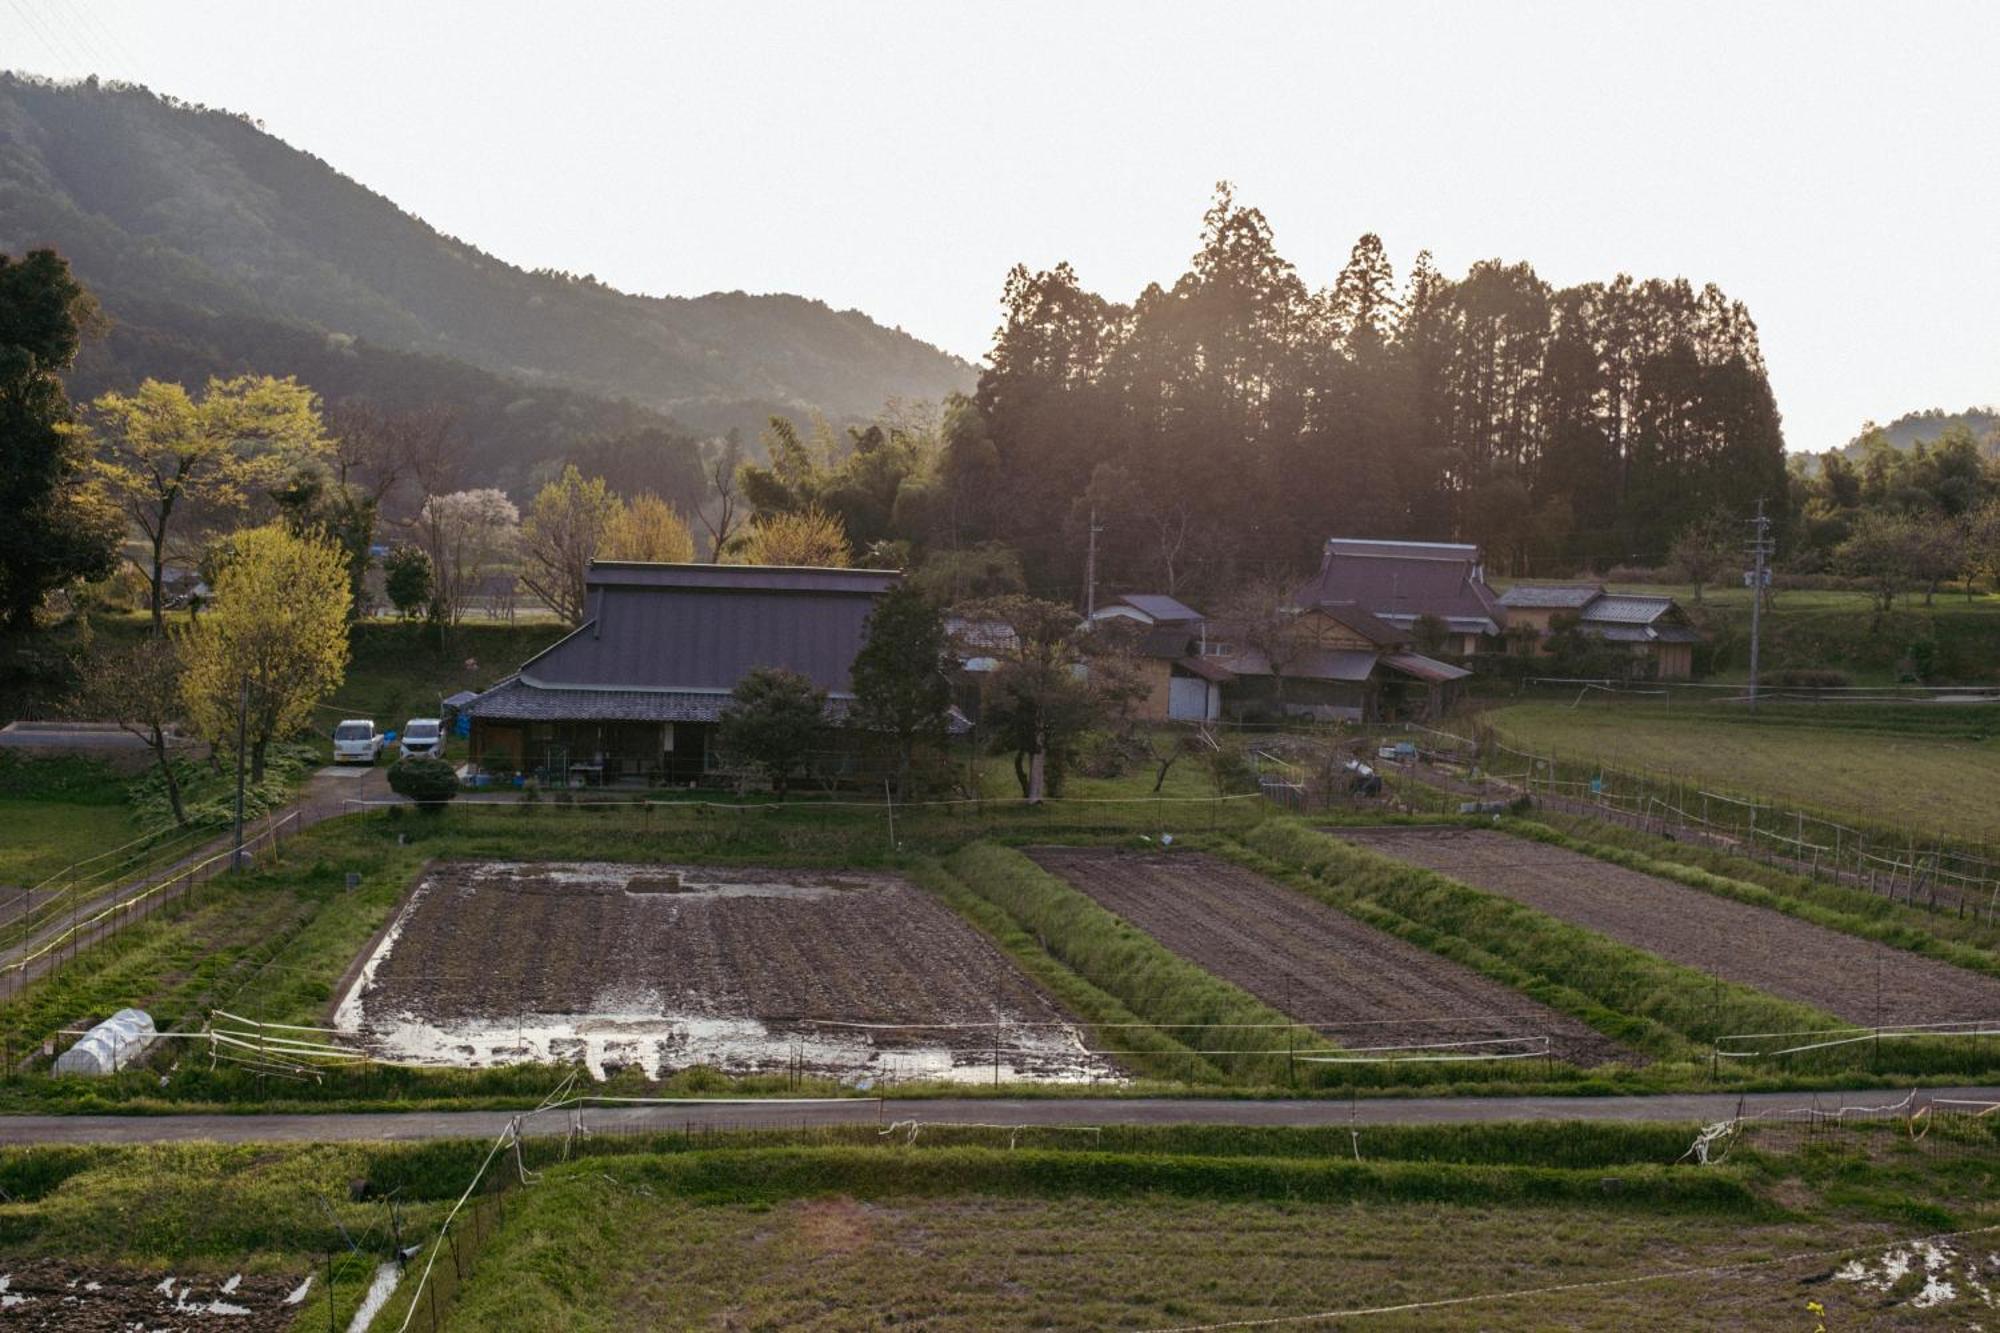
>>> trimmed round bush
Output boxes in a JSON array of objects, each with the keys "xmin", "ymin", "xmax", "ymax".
[{"xmin": 388, "ymin": 755, "xmax": 459, "ymax": 811}]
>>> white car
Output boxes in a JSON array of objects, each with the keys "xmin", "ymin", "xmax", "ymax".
[
  {"xmin": 398, "ymin": 717, "xmax": 445, "ymax": 761},
  {"xmin": 331, "ymin": 719, "xmax": 385, "ymax": 765}
]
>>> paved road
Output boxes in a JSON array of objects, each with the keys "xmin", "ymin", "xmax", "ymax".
[{"xmin": 4, "ymin": 1086, "xmax": 1992, "ymax": 1144}]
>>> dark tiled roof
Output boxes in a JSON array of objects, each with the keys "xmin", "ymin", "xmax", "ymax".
[
  {"xmin": 1577, "ymin": 594, "xmax": 1675, "ymax": 625},
  {"xmin": 1382, "ymin": 652, "xmax": 1473, "ymax": 683},
  {"xmin": 1499, "ymin": 583, "xmax": 1604, "ymax": 610},
  {"xmin": 1309, "ymin": 601, "xmax": 1410, "ymax": 647},
  {"xmin": 1112, "ymin": 593, "xmax": 1204, "ymax": 623},
  {"xmin": 1323, "ymin": 538, "xmax": 1480, "ymax": 562},
  {"xmin": 1174, "ymin": 656, "xmax": 1237, "ymax": 684},
  {"xmin": 587, "ymin": 562, "xmax": 898, "ymax": 596},
  {"xmin": 518, "ymin": 562, "xmax": 897, "ymax": 697},
  {"xmin": 467, "ymin": 677, "xmax": 743, "ymax": 723},
  {"xmin": 1292, "ymin": 538, "xmax": 1506, "ymax": 636},
  {"xmin": 1223, "ymin": 648, "xmax": 1380, "ymax": 683}
]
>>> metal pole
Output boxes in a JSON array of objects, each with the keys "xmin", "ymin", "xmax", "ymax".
[
  {"xmin": 1747, "ymin": 499, "xmax": 1770, "ymax": 716},
  {"xmin": 232, "ymin": 675, "xmax": 249, "ymax": 872}
]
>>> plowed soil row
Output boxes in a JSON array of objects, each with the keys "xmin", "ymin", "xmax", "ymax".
[
  {"xmin": 1339, "ymin": 828, "xmax": 2000, "ymax": 1026},
  {"xmin": 1024, "ymin": 847, "xmax": 1631, "ymax": 1067},
  {"xmin": 359, "ymin": 861, "xmax": 1082, "ymax": 1055}
]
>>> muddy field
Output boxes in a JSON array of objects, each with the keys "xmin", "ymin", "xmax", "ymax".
[
  {"xmin": 1339, "ymin": 828, "xmax": 2000, "ymax": 1025},
  {"xmin": 0, "ymin": 1262, "xmax": 307, "ymax": 1329},
  {"xmin": 334, "ymin": 861, "xmax": 1112, "ymax": 1083},
  {"xmin": 1024, "ymin": 847, "xmax": 1630, "ymax": 1066}
]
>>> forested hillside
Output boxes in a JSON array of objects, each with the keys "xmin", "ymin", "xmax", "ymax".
[
  {"xmin": 0, "ymin": 74, "xmax": 973, "ymax": 444},
  {"xmin": 943, "ymin": 188, "xmax": 1789, "ymax": 590},
  {"xmin": 1844, "ymin": 408, "xmax": 2000, "ymax": 458}
]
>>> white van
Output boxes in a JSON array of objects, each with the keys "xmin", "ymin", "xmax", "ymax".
[
  {"xmin": 332, "ymin": 720, "xmax": 384, "ymax": 764},
  {"xmin": 399, "ymin": 718, "xmax": 445, "ymax": 761}
]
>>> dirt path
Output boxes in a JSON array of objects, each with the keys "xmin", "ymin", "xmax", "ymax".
[
  {"xmin": 1024, "ymin": 847, "xmax": 1631, "ymax": 1067},
  {"xmin": 5, "ymin": 1085, "xmax": 1995, "ymax": 1144},
  {"xmin": 1339, "ymin": 827, "xmax": 2000, "ymax": 1026}
]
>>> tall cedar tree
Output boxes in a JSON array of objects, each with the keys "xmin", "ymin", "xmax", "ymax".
[
  {"xmin": 717, "ymin": 666, "xmax": 826, "ymax": 798},
  {"xmin": 0, "ymin": 250, "xmax": 119, "ymax": 629},
  {"xmin": 850, "ymin": 584, "xmax": 955, "ymax": 799},
  {"xmin": 961, "ymin": 185, "xmax": 1788, "ymax": 592}
]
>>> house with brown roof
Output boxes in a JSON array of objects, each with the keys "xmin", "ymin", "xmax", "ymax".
[
  {"xmin": 466, "ymin": 562, "xmax": 900, "ymax": 785},
  {"xmin": 1288, "ymin": 538, "xmax": 1508, "ymax": 656},
  {"xmin": 1496, "ymin": 584, "xmax": 1703, "ymax": 679}
]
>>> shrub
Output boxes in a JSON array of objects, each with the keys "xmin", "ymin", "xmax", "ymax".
[{"xmin": 388, "ymin": 755, "xmax": 459, "ymax": 810}]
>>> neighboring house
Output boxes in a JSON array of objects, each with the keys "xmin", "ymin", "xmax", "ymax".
[
  {"xmin": 1496, "ymin": 584, "xmax": 1704, "ymax": 679},
  {"xmin": 466, "ymin": 563, "xmax": 899, "ymax": 785},
  {"xmin": 1130, "ymin": 602, "xmax": 1468, "ymax": 723},
  {"xmin": 1288, "ymin": 538, "xmax": 1507, "ymax": 655},
  {"xmin": 1088, "ymin": 592, "xmax": 1205, "ymax": 629}
]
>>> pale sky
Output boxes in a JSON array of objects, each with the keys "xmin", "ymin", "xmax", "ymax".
[{"xmin": 4, "ymin": 0, "xmax": 1996, "ymax": 452}]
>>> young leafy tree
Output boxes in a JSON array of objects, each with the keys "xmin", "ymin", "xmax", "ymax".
[
  {"xmin": 717, "ymin": 666, "xmax": 827, "ymax": 798},
  {"xmin": 0, "ymin": 249, "xmax": 120, "ymax": 631},
  {"xmin": 383, "ymin": 544, "xmax": 435, "ymax": 621},
  {"xmin": 73, "ymin": 636, "xmax": 191, "ymax": 825},
  {"xmin": 734, "ymin": 506, "xmax": 852, "ymax": 567},
  {"xmin": 602, "ymin": 492, "xmax": 696, "ymax": 563},
  {"xmin": 89, "ymin": 375, "xmax": 334, "ymax": 633},
  {"xmin": 850, "ymin": 583, "xmax": 955, "ymax": 798},
  {"xmin": 1668, "ymin": 509, "xmax": 1736, "ymax": 604},
  {"xmin": 177, "ymin": 524, "xmax": 351, "ymax": 782},
  {"xmin": 518, "ymin": 465, "xmax": 619, "ymax": 624},
  {"xmin": 1836, "ymin": 511, "xmax": 1924, "ymax": 617},
  {"xmin": 962, "ymin": 594, "xmax": 1141, "ymax": 802}
]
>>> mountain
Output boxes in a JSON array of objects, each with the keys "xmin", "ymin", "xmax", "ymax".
[
  {"xmin": 0, "ymin": 73, "xmax": 975, "ymax": 450},
  {"xmin": 1842, "ymin": 407, "xmax": 2000, "ymax": 458}
]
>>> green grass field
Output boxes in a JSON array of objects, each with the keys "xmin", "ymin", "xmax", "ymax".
[
  {"xmin": 0, "ymin": 801, "xmax": 149, "ymax": 889},
  {"xmin": 1483, "ymin": 700, "xmax": 2000, "ymax": 842}
]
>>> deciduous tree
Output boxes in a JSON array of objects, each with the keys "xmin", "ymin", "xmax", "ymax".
[
  {"xmin": 73, "ymin": 636, "xmax": 190, "ymax": 825},
  {"xmin": 518, "ymin": 465, "xmax": 618, "ymax": 624},
  {"xmin": 961, "ymin": 595, "xmax": 1141, "ymax": 802},
  {"xmin": 177, "ymin": 524, "xmax": 351, "ymax": 782},
  {"xmin": 89, "ymin": 375, "xmax": 333, "ymax": 632},
  {"xmin": 416, "ymin": 488, "xmax": 518, "ymax": 626},
  {"xmin": 602, "ymin": 492, "xmax": 696, "ymax": 563},
  {"xmin": 734, "ymin": 505, "xmax": 852, "ymax": 567}
]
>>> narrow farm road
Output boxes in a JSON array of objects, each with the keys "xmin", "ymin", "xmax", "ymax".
[{"xmin": 4, "ymin": 1086, "xmax": 1994, "ymax": 1144}]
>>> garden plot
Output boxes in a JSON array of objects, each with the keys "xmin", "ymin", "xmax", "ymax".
[
  {"xmin": 1024, "ymin": 847, "xmax": 1630, "ymax": 1066},
  {"xmin": 1340, "ymin": 828, "xmax": 2000, "ymax": 1026},
  {"xmin": 333, "ymin": 860, "xmax": 1112, "ymax": 1083}
]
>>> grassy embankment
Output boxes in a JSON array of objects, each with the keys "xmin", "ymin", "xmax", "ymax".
[{"xmin": 7, "ymin": 1117, "xmax": 1982, "ymax": 1331}]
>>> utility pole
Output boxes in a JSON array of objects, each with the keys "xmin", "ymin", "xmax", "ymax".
[
  {"xmin": 232, "ymin": 676, "xmax": 248, "ymax": 871},
  {"xmin": 1746, "ymin": 499, "xmax": 1772, "ymax": 715},
  {"xmin": 1084, "ymin": 505, "xmax": 1102, "ymax": 619}
]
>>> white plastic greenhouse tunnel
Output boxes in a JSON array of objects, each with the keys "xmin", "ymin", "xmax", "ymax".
[{"xmin": 52, "ymin": 1008, "xmax": 157, "ymax": 1076}]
